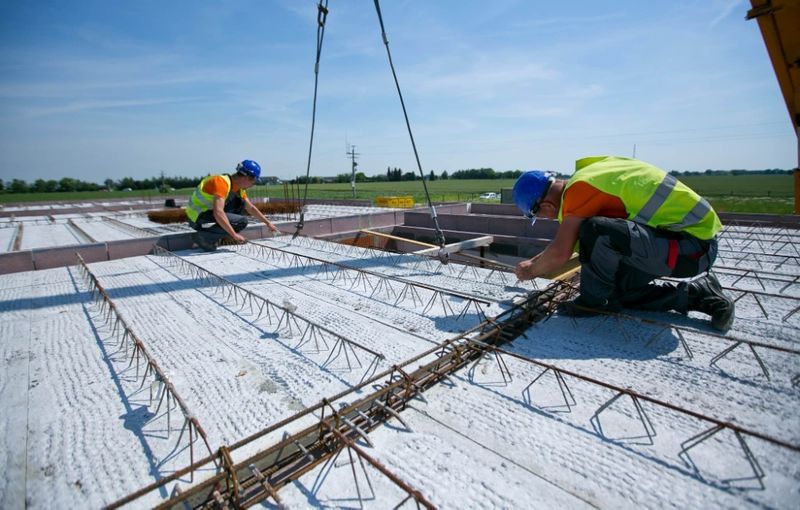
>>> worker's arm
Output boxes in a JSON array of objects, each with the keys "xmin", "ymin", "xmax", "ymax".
[
  {"xmin": 515, "ymin": 216, "xmax": 585, "ymax": 280},
  {"xmin": 212, "ymin": 196, "xmax": 247, "ymax": 243},
  {"xmin": 244, "ymin": 199, "xmax": 280, "ymax": 233}
]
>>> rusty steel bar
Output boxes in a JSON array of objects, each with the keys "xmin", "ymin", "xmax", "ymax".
[
  {"xmin": 523, "ymin": 366, "xmax": 576, "ymax": 412},
  {"xmin": 719, "ymin": 225, "xmax": 800, "ymax": 241},
  {"xmin": 719, "ymin": 235, "xmax": 800, "ymax": 249},
  {"xmin": 12, "ymin": 223, "xmax": 23, "ymax": 251},
  {"xmin": 718, "ymin": 232, "xmax": 800, "ymax": 251},
  {"xmin": 719, "ymin": 234, "xmax": 795, "ymax": 251},
  {"xmin": 108, "ymin": 279, "xmax": 574, "ymax": 509},
  {"xmin": 468, "ymin": 337, "xmax": 800, "ymax": 453},
  {"xmin": 67, "ymin": 218, "xmax": 97, "ymax": 243},
  {"xmin": 102, "ymin": 215, "xmax": 156, "ymax": 237},
  {"xmin": 112, "ymin": 262, "xmax": 800, "ymax": 506},
  {"xmin": 321, "ymin": 422, "xmax": 436, "ymax": 510},
  {"xmin": 714, "ymin": 266, "xmax": 800, "ymax": 291},
  {"xmin": 662, "ymin": 273, "xmax": 800, "ymax": 304},
  {"xmin": 556, "ymin": 288, "xmax": 800, "ymax": 358},
  {"xmin": 76, "ymin": 255, "xmax": 217, "ymax": 490},
  {"xmin": 247, "ymin": 239, "xmax": 493, "ymax": 306},
  {"xmin": 716, "ymin": 249, "xmax": 800, "ymax": 270}
]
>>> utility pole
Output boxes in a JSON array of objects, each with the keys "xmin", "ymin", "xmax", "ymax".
[
  {"xmin": 632, "ymin": 144, "xmax": 637, "ymax": 159},
  {"xmin": 347, "ymin": 144, "xmax": 360, "ymax": 199}
]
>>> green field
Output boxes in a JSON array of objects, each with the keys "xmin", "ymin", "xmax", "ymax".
[
  {"xmin": 668, "ymin": 174, "xmax": 795, "ymax": 214},
  {"xmin": 0, "ymin": 180, "xmax": 519, "ymax": 205},
  {"xmin": 0, "ymin": 174, "xmax": 795, "ymax": 214},
  {"xmin": 677, "ymin": 174, "xmax": 792, "ymax": 197},
  {"xmin": 247, "ymin": 179, "xmax": 519, "ymax": 203}
]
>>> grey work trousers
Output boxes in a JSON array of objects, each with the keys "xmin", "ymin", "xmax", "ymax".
[
  {"xmin": 577, "ymin": 217, "xmax": 717, "ymax": 313},
  {"xmin": 188, "ymin": 194, "xmax": 248, "ymax": 245}
]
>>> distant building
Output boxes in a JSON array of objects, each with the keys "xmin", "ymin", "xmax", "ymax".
[{"xmin": 262, "ymin": 176, "xmax": 282, "ymax": 185}]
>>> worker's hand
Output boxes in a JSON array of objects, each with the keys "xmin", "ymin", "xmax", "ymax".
[
  {"xmin": 268, "ymin": 223, "xmax": 280, "ymax": 233},
  {"xmin": 514, "ymin": 259, "xmax": 537, "ymax": 281},
  {"xmin": 232, "ymin": 233, "xmax": 247, "ymax": 244}
]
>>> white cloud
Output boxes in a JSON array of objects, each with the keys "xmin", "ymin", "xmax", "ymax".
[
  {"xmin": 22, "ymin": 97, "xmax": 201, "ymax": 118},
  {"xmin": 709, "ymin": 0, "xmax": 745, "ymax": 28}
]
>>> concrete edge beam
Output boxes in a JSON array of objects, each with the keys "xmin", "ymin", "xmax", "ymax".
[
  {"xmin": 469, "ymin": 203, "xmax": 520, "ymax": 216},
  {"xmin": 0, "ymin": 251, "xmax": 35, "ymax": 274},
  {"xmin": 403, "ymin": 210, "xmax": 560, "ymax": 239},
  {"xmin": 0, "ymin": 210, "xmax": 410, "ymax": 275}
]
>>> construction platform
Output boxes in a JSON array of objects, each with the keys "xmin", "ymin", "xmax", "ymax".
[{"xmin": 0, "ymin": 201, "xmax": 798, "ymax": 508}]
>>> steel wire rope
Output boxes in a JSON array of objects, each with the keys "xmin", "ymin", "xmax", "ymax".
[
  {"xmin": 294, "ymin": 0, "xmax": 329, "ymax": 239},
  {"xmin": 373, "ymin": 0, "xmax": 449, "ymax": 263}
]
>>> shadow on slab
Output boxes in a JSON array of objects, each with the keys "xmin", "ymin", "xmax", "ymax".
[{"xmin": 507, "ymin": 312, "xmax": 682, "ymax": 361}]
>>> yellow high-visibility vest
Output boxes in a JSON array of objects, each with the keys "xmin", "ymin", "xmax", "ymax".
[
  {"xmin": 558, "ymin": 156, "xmax": 721, "ymax": 240},
  {"xmin": 185, "ymin": 174, "xmax": 243, "ymax": 223}
]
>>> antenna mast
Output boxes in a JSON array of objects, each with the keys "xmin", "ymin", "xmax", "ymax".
[{"xmin": 347, "ymin": 144, "xmax": 360, "ymax": 198}]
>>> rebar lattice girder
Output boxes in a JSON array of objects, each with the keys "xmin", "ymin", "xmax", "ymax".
[
  {"xmin": 111, "ymin": 269, "xmax": 800, "ymax": 508},
  {"xmin": 75, "ymin": 254, "xmax": 216, "ymax": 475},
  {"xmin": 247, "ymin": 239, "xmax": 491, "ymax": 319},
  {"xmin": 110, "ymin": 279, "xmax": 574, "ymax": 509},
  {"xmin": 151, "ymin": 246, "xmax": 384, "ymax": 373}
]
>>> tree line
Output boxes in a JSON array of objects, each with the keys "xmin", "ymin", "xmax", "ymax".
[
  {"xmin": 293, "ymin": 167, "xmax": 527, "ymax": 184},
  {"xmin": 0, "ymin": 175, "xmax": 200, "ymax": 194},
  {"xmin": 1, "ymin": 167, "xmax": 792, "ymax": 194}
]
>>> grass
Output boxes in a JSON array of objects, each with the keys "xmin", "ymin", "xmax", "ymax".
[
  {"xmin": 1, "ymin": 175, "xmax": 795, "ymax": 214},
  {"xmin": 677, "ymin": 174, "xmax": 793, "ymax": 197},
  {"xmin": 0, "ymin": 180, "xmax": 513, "ymax": 205},
  {"xmin": 245, "ymin": 179, "xmax": 517, "ymax": 203},
  {"xmin": 706, "ymin": 196, "xmax": 794, "ymax": 214}
]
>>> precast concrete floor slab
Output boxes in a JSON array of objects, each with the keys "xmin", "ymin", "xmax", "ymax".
[{"xmin": 0, "ymin": 221, "xmax": 798, "ymax": 508}]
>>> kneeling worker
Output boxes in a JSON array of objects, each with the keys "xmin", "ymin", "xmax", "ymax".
[
  {"xmin": 512, "ymin": 156, "xmax": 734, "ymax": 331},
  {"xmin": 185, "ymin": 160, "xmax": 280, "ymax": 251}
]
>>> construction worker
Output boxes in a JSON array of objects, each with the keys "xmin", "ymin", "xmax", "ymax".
[
  {"xmin": 185, "ymin": 160, "xmax": 280, "ymax": 251},
  {"xmin": 512, "ymin": 156, "xmax": 735, "ymax": 331}
]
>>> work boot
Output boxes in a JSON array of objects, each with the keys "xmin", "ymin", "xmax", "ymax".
[
  {"xmin": 556, "ymin": 295, "xmax": 620, "ymax": 318},
  {"xmin": 192, "ymin": 232, "xmax": 218, "ymax": 252},
  {"xmin": 688, "ymin": 273, "xmax": 734, "ymax": 332}
]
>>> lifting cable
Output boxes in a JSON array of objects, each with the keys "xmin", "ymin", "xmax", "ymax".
[
  {"xmin": 294, "ymin": 0, "xmax": 449, "ymax": 264},
  {"xmin": 373, "ymin": 0, "xmax": 449, "ymax": 264},
  {"xmin": 294, "ymin": 0, "xmax": 329, "ymax": 239}
]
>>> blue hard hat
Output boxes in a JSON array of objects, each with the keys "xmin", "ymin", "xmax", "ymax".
[
  {"xmin": 512, "ymin": 170, "xmax": 552, "ymax": 218},
  {"xmin": 236, "ymin": 160, "xmax": 261, "ymax": 179}
]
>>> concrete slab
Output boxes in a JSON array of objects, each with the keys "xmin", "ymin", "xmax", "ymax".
[{"xmin": 0, "ymin": 317, "xmax": 31, "ymax": 509}]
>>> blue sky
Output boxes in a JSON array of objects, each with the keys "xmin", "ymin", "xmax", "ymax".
[{"xmin": 0, "ymin": 0, "xmax": 794, "ymax": 183}]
